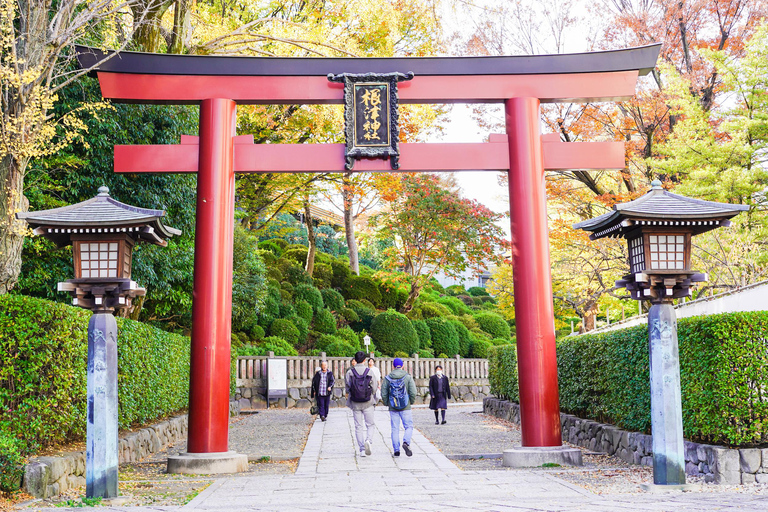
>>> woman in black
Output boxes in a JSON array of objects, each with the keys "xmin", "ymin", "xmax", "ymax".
[{"xmin": 429, "ymin": 365, "xmax": 451, "ymax": 424}]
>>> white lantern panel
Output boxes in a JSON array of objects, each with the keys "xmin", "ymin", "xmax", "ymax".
[
  {"xmin": 109, "ymin": 243, "xmax": 118, "ymax": 251},
  {"xmin": 82, "ymin": 270, "xmax": 90, "ymax": 278}
]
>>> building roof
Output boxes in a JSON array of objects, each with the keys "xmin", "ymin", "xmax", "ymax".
[
  {"xmin": 17, "ymin": 186, "xmax": 181, "ymax": 247},
  {"xmin": 572, "ymin": 181, "xmax": 749, "ymax": 239}
]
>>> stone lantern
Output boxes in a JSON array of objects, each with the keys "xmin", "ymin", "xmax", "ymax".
[
  {"xmin": 16, "ymin": 186, "xmax": 180, "ymax": 499},
  {"xmin": 573, "ymin": 180, "xmax": 747, "ymax": 488}
]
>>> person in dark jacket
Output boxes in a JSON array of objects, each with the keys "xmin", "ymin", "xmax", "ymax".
[
  {"xmin": 311, "ymin": 360, "xmax": 335, "ymax": 421},
  {"xmin": 429, "ymin": 365, "xmax": 451, "ymax": 424}
]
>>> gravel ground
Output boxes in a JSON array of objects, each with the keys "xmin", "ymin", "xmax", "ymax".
[
  {"xmin": 18, "ymin": 410, "xmax": 313, "ymax": 509},
  {"xmin": 413, "ymin": 404, "xmax": 768, "ymax": 496}
]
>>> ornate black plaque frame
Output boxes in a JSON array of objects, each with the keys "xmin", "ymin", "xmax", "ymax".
[{"xmin": 328, "ymin": 72, "xmax": 414, "ymax": 170}]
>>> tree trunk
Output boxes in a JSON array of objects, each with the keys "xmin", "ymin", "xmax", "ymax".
[
  {"xmin": 169, "ymin": 0, "xmax": 191, "ymax": 54},
  {"xmin": 0, "ymin": 155, "xmax": 29, "ymax": 294},
  {"xmin": 131, "ymin": 0, "xmax": 174, "ymax": 53},
  {"xmin": 401, "ymin": 282, "xmax": 422, "ymax": 313},
  {"xmin": 342, "ymin": 172, "xmax": 359, "ymax": 275},
  {"xmin": 304, "ymin": 200, "xmax": 317, "ymax": 275}
]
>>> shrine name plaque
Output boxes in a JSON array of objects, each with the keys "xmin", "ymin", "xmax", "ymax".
[{"xmin": 328, "ymin": 72, "xmax": 414, "ymax": 170}]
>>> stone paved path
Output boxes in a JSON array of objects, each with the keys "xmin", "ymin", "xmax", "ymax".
[{"xmin": 29, "ymin": 407, "xmax": 768, "ymax": 511}]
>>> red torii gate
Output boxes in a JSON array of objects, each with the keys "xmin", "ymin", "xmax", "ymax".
[{"xmin": 77, "ymin": 44, "xmax": 660, "ymax": 470}]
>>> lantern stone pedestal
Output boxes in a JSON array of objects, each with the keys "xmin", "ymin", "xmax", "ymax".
[
  {"xmin": 648, "ymin": 303, "xmax": 686, "ymax": 485},
  {"xmin": 86, "ymin": 313, "xmax": 119, "ymax": 498},
  {"xmin": 502, "ymin": 446, "xmax": 583, "ymax": 468}
]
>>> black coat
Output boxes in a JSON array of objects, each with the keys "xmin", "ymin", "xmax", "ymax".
[
  {"xmin": 428, "ymin": 374, "xmax": 451, "ymax": 410},
  {"xmin": 311, "ymin": 370, "xmax": 335, "ymax": 398}
]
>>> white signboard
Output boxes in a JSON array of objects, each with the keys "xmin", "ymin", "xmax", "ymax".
[{"xmin": 266, "ymin": 358, "xmax": 287, "ymax": 398}]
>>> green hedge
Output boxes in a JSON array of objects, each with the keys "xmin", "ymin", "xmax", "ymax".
[
  {"xmin": 489, "ymin": 312, "xmax": 768, "ymax": 447},
  {"xmin": 487, "ymin": 344, "xmax": 518, "ymax": 401},
  {"xmin": 425, "ymin": 317, "xmax": 459, "ymax": 357},
  {"xmin": 340, "ymin": 276, "xmax": 382, "ymax": 307},
  {"xmin": 370, "ymin": 309, "xmax": 419, "ymax": 356},
  {"xmin": 0, "ymin": 294, "xmax": 190, "ymax": 452}
]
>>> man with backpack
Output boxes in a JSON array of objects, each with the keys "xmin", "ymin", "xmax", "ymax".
[
  {"xmin": 381, "ymin": 357, "xmax": 417, "ymax": 457},
  {"xmin": 345, "ymin": 351, "xmax": 379, "ymax": 457}
]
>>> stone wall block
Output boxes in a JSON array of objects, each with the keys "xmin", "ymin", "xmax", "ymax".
[
  {"xmin": 698, "ymin": 462, "xmax": 709, "ymax": 474},
  {"xmin": 712, "ymin": 448, "xmax": 741, "ymax": 484},
  {"xmin": 756, "ymin": 473, "xmax": 768, "ymax": 484},
  {"xmin": 697, "ymin": 444, "xmax": 710, "ymax": 464},
  {"xmin": 739, "ymin": 449, "xmax": 761, "ymax": 474},
  {"xmin": 684, "ymin": 441, "xmax": 699, "ymax": 464},
  {"xmin": 685, "ymin": 462, "xmax": 699, "ymax": 475}
]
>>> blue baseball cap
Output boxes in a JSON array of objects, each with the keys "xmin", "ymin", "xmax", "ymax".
[{"xmin": 393, "ymin": 358, "xmax": 404, "ymax": 368}]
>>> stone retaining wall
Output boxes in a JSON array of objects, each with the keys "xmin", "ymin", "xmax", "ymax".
[
  {"xmin": 483, "ymin": 397, "xmax": 768, "ymax": 485},
  {"xmin": 23, "ymin": 415, "xmax": 188, "ymax": 498},
  {"xmin": 235, "ymin": 379, "xmax": 491, "ymax": 410}
]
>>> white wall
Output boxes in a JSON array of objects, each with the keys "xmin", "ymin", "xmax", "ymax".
[{"xmin": 587, "ymin": 279, "xmax": 768, "ymax": 334}]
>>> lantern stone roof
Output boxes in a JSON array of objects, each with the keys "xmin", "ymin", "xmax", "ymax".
[
  {"xmin": 17, "ymin": 186, "xmax": 181, "ymax": 247},
  {"xmin": 572, "ymin": 180, "xmax": 748, "ymax": 240}
]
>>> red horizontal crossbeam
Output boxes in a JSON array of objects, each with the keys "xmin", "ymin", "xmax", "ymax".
[
  {"xmin": 114, "ymin": 139, "xmax": 625, "ymax": 173},
  {"xmin": 98, "ymin": 71, "xmax": 639, "ymax": 105}
]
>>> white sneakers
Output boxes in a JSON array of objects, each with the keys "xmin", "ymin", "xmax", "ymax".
[
  {"xmin": 364, "ymin": 439, "xmax": 372, "ymax": 456},
  {"xmin": 359, "ymin": 450, "xmax": 366, "ymax": 457}
]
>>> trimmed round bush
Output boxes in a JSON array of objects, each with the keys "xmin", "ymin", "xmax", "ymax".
[
  {"xmin": 336, "ymin": 326, "xmax": 360, "ymax": 347},
  {"xmin": 370, "ymin": 309, "xmax": 420, "ymax": 356},
  {"xmin": 379, "ymin": 283, "xmax": 408, "ymax": 311},
  {"xmin": 419, "ymin": 301, "xmax": 453, "ymax": 319},
  {"xmin": 268, "ymin": 238, "xmax": 289, "ymax": 249},
  {"xmin": 438, "ymin": 296, "xmax": 472, "ymax": 316},
  {"xmin": 257, "ymin": 249, "xmax": 277, "ymax": 266},
  {"xmin": 250, "ymin": 325, "xmax": 265, "ymax": 341},
  {"xmin": 340, "ymin": 276, "xmax": 382, "ymax": 306},
  {"xmin": 325, "ymin": 339, "xmax": 357, "ymax": 357},
  {"xmin": 238, "ymin": 337, "xmax": 298, "ymax": 356},
  {"xmin": 346, "ymin": 299, "xmax": 376, "ymax": 332},
  {"xmin": 411, "ymin": 319, "xmax": 431, "ymax": 349},
  {"xmin": 261, "ymin": 294, "xmax": 280, "ymax": 318},
  {"xmin": 393, "ymin": 351, "xmax": 409, "ymax": 359},
  {"xmin": 312, "ymin": 263, "xmax": 333, "ymax": 289},
  {"xmin": 474, "ymin": 311, "xmax": 511, "ymax": 340},
  {"xmin": 266, "ymin": 266, "xmax": 283, "ymax": 282},
  {"xmin": 257, "ymin": 313, "xmax": 275, "ymax": 330},
  {"xmin": 280, "ymin": 289, "xmax": 292, "ymax": 302},
  {"xmin": 314, "ymin": 308, "xmax": 337, "ymax": 335},
  {"xmin": 471, "ymin": 338, "xmax": 493, "ymax": 358},
  {"xmin": 281, "ymin": 281, "xmax": 295, "ymax": 293},
  {"xmin": 456, "ymin": 294, "xmax": 474, "ymax": 307},
  {"xmin": 468, "ymin": 286, "xmax": 490, "ymax": 297},
  {"xmin": 321, "ymin": 288, "xmax": 345, "ymax": 312},
  {"xmin": 279, "ymin": 302, "xmax": 295, "ymax": 318},
  {"xmin": 282, "ymin": 247, "xmax": 308, "ymax": 266},
  {"xmin": 294, "ymin": 284, "xmax": 324, "ymax": 312},
  {"xmin": 295, "ymin": 300, "xmax": 313, "ymax": 323},
  {"xmin": 258, "ymin": 240, "xmax": 283, "ymax": 256},
  {"xmin": 269, "ymin": 318, "xmax": 300, "ymax": 345},
  {"xmin": 338, "ymin": 307, "xmax": 359, "ymax": 324},
  {"xmin": 491, "ymin": 338, "xmax": 510, "ymax": 346},
  {"xmin": 424, "ymin": 317, "xmax": 460, "ymax": 357},
  {"xmin": 448, "ymin": 319, "xmax": 472, "ymax": 357},
  {"xmin": 331, "ymin": 260, "xmax": 352, "ymax": 288},
  {"xmin": 287, "ymin": 315, "xmax": 309, "ymax": 344},
  {"xmin": 457, "ymin": 314, "xmax": 479, "ymax": 330},
  {"xmin": 283, "ymin": 263, "xmax": 314, "ymax": 286},
  {"xmin": 417, "ymin": 348, "xmax": 435, "ymax": 358},
  {"xmin": 445, "ymin": 285, "xmax": 466, "ymax": 296}
]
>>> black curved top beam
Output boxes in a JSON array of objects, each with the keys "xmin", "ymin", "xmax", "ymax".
[{"xmin": 76, "ymin": 44, "xmax": 661, "ymax": 77}]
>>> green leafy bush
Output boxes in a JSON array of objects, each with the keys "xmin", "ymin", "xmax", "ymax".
[
  {"xmin": 279, "ymin": 302, "xmax": 296, "ymax": 319},
  {"xmin": 468, "ymin": 286, "xmax": 490, "ymax": 297},
  {"xmin": 490, "ymin": 312, "xmax": 768, "ymax": 446},
  {"xmin": 425, "ymin": 317, "xmax": 460, "ymax": 357},
  {"xmin": 0, "ymin": 434, "xmax": 24, "ymax": 492},
  {"xmin": 379, "ymin": 283, "xmax": 408, "ymax": 311},
  {"xmin": 444, "ymin": 285, "xmax": 466, "ymax": 296},
  {"xmin": 448, "ymin": 319, "xmax": 472, "ymax": 357},
  {"xmin": 340, "ymin": 276, "xmax": 382, "ymax": 307},
  {"xmin": 313, "ymin": 308, "xmax": 337, "ymax": 335},
  {"xmin": 336, "ymin": 326, "xmax": 360, "ymax": 347},
  {"xmin": 294, "ymin": 284, "xmax": 324, "ymax": 312},
  {"xmin": 238, "ymin": 337, "xmax": 298, "ymax": 356},
  {"xmin": 419, "ymin": 301, "xmax": 453, "ymax": 319},
  {"xmin": 456, "ymin": 295, "xmax": 474, "ymax": 307},
  {"xmin": 315, "ymin": 334, "xmax": 356, "ymax": 357},
  {"xmin": 410, "ymin": 319, "xmax": 431, "ymax": 349},
  {"xmin": 266, "ymin": 267, "xmax": 283, "ymax": 282},
  {"xmin": 417, "ymin": 349, "xmax": 435, "ymax": 358},
  {"xmin": 268, "ymin": 318, "xmax": 300, "ymax": 345},
  {"xmin": 346, "ymin": 300, "xmax": 375, "ymax": 332},
  {"xmin": 331, "ymin": 260, "xmax": 352, "ymax": 289},
  {"xmin": 282, "ymin": 262, "xmax": 314, "ymax": 286},
  {"xmin": 488, "ymin": 344, "xmax": 518, "ymax": 401},
  {"xmin": 281, "ymin": 247, "xmax": 308, "ymax": 266},
  {"xmin": 265, "ymin": 238, "xmax": 289, "ymax": 250},
  {"xmin": 0, "ymin": 295, "xmax": 190, "ymax": 451},
  {"xmin": 370, "ymin": 309, "xmax": 420, "ymax": 356},
  {"xmin": 471, "ymin": 338, "xmax": 493, "ymax": 358},
  {"xmin": 258, "ymin": 241, "xmax": 283, "ymax": 256},
  {"xmin": 474, "ymin": 311, "xmax": 511, "ymax": 340},
  {"xmin": 257, "ymin": 313, "xmax": 275, "ymax": 330},
  {"xmin": 338, "ymin": 307, "xmax": 359, "ymax": 324},
  {"xmin": 312, "ymin": 263, "xmax": 333, "ymax": 289},
  {"xmin": 250, "ymin": 325, "xmax": 265, "ymax": 341},
  {"xmin": 437, "ymin": 296, "xmax": 472, "ymax": 316},
  {"xmin": 321, "ymin": 288, "xmax": 345, "ymax": 312},
  {"xmin": 295, "ymin": 300, "xmax": 313, "ymax": 323},
  {"xmin": 257, "ymin": 249, "xmax": 277, "ymax": 266},
  {"xmin": 490, "ymin": 338, "xmax": 510, "ymax": 346},
  {"xmin": 288, "ymin": 315, "xmax": 309, "ymax": 344},
  {"xmin": 393, "ymin": 351, "xmax": 409, "ymax": 359}
]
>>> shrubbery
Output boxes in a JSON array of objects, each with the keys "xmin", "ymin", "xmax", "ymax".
[
  {"xmin": 313, "ymin": 308, "xmax": 337, "ymax": 334},
  {"xmin": 425, "ymin": 317, "xmax": 460, "ymax": 357},
  {"xmin": 321, "ymin": 288, "xmax": 345, "ymax": 312},
  {"xmin": 468, "ymin": 286, "xmax": 489, "ymax": 296},
  {"xmin": 489, "ymin": 312, "xmax": 768, "ymax": 446},
  {"xmin": 370, "ymin": 309, "xmax": 420, "ymax": 356},
  {"xmin": 474, "ymin": 311, "xmax": 511, "ymax": 340},
  {"xmin": 411, "ymin": 319, "xmax": 431, "ymax": 349},
  {"xmin": 0, "ymin": 295, "xmax": 190, "ymax": 453},
  {"xmin": 471, "ymin": 338, "xmax": 493, "ymax": 358},
  {"xmin": 294, "ymin": 284, "xmax": 324, "ymax": 312},
  {"xmin": 268, "ymin": 318, "xmax": 300, "ymax": 345},
  {"xmin": 238, "ymin": 337, "xmax": 298, "ymax": 356},
  {"xmin": 448, "ymin": 319, "xmax": 472, "ymax": 357},
  {"xmin": 488, "ymin": 344, "xmax": 518, "ymax": 401},
  {"xmin": 295, "ymin": 300, "xmax": 313, "ymax": 322},
  {"xmin": 340, "ymin": 276, "xmax": 382, "ymax": 306},
  {"xmin": 419, "ymin": 302, "xmax": 453, "ymax": 319}
]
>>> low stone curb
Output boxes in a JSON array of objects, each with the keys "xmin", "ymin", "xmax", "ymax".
[
  {"xmin": 483, "ymin": 397, "xmax": 768, "ymax": 485},
  {"xmin": 23, "ymin": 414, "xmax": 188, "ymax": 498},
  {"xmin": 446, "ymin": 453, "xmax": 503, "ymax": 460}
]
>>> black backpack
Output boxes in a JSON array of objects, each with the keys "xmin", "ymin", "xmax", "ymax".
[{"xmin": 349, "ymin": 367, "xmax": 373, "ymax": 402}]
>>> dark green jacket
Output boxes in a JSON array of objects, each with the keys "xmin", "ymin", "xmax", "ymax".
[{"xmin": 381, "ymin": 368, "xmax": 417, "ymax": 411}]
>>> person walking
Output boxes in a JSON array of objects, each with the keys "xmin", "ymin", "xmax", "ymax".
[
  {"xmin": 345, "ymin": 351, "xmax": 379, "ymax": 457},
  {"xmin": 381, "ymin": 357, "xmax": 417, "ymax": 457},
  {"xmin": 429, "ymin": 365, "xmax": 451, "ymax": 425},
  {"xmin": 367, "ymin": 357, "xmax": 382, "ymax": 403},
  {"xmin": 311, "ymin": 360, "xmax": 335, "ymax": 422}
]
